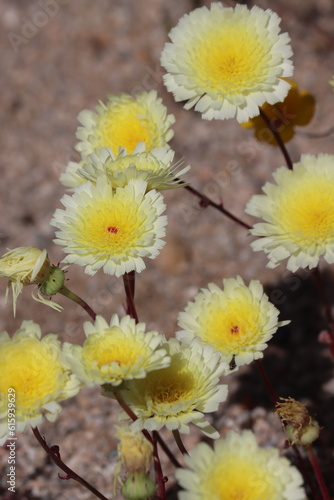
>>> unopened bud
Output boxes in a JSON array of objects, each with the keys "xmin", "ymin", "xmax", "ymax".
[{"xmin": 121, "ymin": 471, "xmax": 156, "ymax": 500}]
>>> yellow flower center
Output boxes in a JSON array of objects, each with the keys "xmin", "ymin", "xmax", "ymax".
[
  {"xmin": 202, "ymin": 456, "xmax": 276, "ymax": 500},
  {"xmin": 198, "ymin": 294, "xmax": 262, "ymax": 355},
  {"xmin": 0, "ymin": 338, "xmax": 65, "ymax": 415},
  {"xmin": 145, "ymin": 362, "xmax": 195, "ymax": 408},
  {"xmin": 82, "ymin": 328, "xmax": 145, "ymax": 372},
  {"xmin": 191, "ymin": 22, "xmax": 270, "ymax": 95},
  {"xmin": 74, "ymin": 192, "xmax": 150, "ymax": 256},
  {"xmin": 276, "ymin": 175, "xmax": 334, "ymax": 248},
  {"xmin": 94, "ymin": 102, "xmax": 156, "ymax": 154}
]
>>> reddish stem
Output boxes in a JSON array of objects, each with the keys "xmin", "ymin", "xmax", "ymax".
[
  {"xmin": 123, "ymin": 271, "xmax": 139, "ymax": 323},
  {"xmin": 59, "ymin": 285, "xmax": 96, "ymax": 320},
  {"xmin": 307, "ymin": 445, "xmax": 331, "ymax": 500},
  {"xmin": 259, "ymin": 109, "xmax": 293, "ymax": 170},
  {"xmin": 32, "ymin": 427, "xmax": 109, "ymax": 500}
]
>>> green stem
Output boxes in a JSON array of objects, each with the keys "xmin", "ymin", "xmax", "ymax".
[
  {"xmin": 259, "ymin": 109, "xmax": 293, "ymax": 170},
  {"xmin": 32, "ymin": 427, "xmax": 109, "ymax": 500},
  {"xmin": 172, "ymin": 430, "xmax": 189, "ymax": 456},
  {"xmin": 59, "ymin": 285, "xmax": 96, "ymax": 320}
]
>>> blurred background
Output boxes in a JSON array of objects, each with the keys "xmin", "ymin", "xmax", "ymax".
[{"xmin": 1, "ymin": 0, "xmax": 334, "ymax": 498}]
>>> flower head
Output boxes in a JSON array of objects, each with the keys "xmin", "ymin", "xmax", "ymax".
[
  {"xmin": 176, "ymin": 430, "xmax": 306, "ymax": 500},
  {"xmin": 0, "ymin": 247, "xmax": 63, "ymax": 315},
  {"xmin": 246, "ymin": 154, "xmax": 334, "ymax": 271},
  {"xmin": 61, "ymin": 91, "xmax": 175, "ymax": 189},
  {"xmin": 161, "ymin": 3, "xmax": 293, "ymax": 123},
  {"xmin": 177, "ymin": 276, "xmax": 288, "ymax": 371},
  {"xmin": 78, "ymin": 143, "xmax": 189, "ymax": 191},
  {"xmin": 0, "ymin": 321, "xmax": 80, "ymax": 445},
  {"xmin": 242, "ymin": 79, "xmax": 315, "ymax": 145},
  {"xmin": 63, "ymin": 314, "xmax": 170, "ymax": 387},
  {"xmin": 275, "ymin": 397, "xmax": 320, "ymax": 446},
  {"xmin": 51, "ymin": 177, "xmax": 167, "ymax": 277},
  {"xmin": 114, "ymin": 338, "xmax": 228, "ymax": 439}
]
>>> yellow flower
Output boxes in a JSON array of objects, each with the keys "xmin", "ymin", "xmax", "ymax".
[
  {"xmin": 63, "ymin": 314, "xmax": 170, "ymax": 387},
  {"xmin": 241, "ymin": 79, "xmax": 315, "ymax": 145},
  {"xmin": 61, "ymin": 91, "xmax": 175, "ymax": 189},
  {"xmin": 78, "ymin": 144, "xmax": 190, "ymax": 191},
  {"xmin": 0, "ymin": 247, "xmax": 62, "ymax": 315},
  {"xmin": 51, "ymin": 177, "xmax": 167, "ymax": 277},
  {"xmin": 114, "ymin": 338, "xmax": 228, "ymax": 439},
  {"xmin": 176, "ymin": 430, "xmax": 307, "ymax": 500},
  {"xmin": 330, "ymin": 76, "xmax": 334, "ymax": 91},
  {"xmin": 246, "ymin": 154, "xmax": 334, "ymax": 271},
  {"xmin": 0, "ymin": 321, "xmax": 80, "ymax": 445},
  {"xmin": 161, "ymin": 3, "xmax": 293, "ymax": 122},
  {"xmin": 178, "ymin": 276, "xmax": 288, "ymax": 371}
]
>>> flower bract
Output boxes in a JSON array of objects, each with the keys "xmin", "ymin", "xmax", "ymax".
[
  {"xmin": 161, "ymin": 3, "xmax": 293, "ymax": 122},
  {"xmin": 78, "ymin": 143, "xmax": 190, "ymax": 191},
  {"xmin": 63, "ymin": 315, "xmax": 170, "ymax": 387},
  {"xmin": 177, "ymin": 276, "xmax": 288, "ymax": 370},
  {"xmin": 246, "ymin": 154, "xmax": 334, "ymax": 271},
  {"xmin": 0, "ymin": 321, "xmax": 80, "ymax": 445},
  {"xmin": 176, "ymin": 430, "xmax": 307, "ymax": 500},
  {"xmin": 113, "ymin": 338, "xmax": 228, "ymax": 439},
  {"xmin": 241, "ymin": 79, "xmax": 315, "ymax": 145},
  {"xmin": 51, "ymin": 177, "xmax": 167, "ymax": 277}
]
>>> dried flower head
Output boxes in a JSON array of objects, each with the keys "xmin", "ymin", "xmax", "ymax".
[{"xmin": 276, "ymin": 397, "xmax": 320, "ymax": 446}]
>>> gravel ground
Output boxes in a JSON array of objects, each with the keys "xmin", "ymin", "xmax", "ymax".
[{"xmin": 1, "ymin": 0, "xmax": 334, "ymax": 499}]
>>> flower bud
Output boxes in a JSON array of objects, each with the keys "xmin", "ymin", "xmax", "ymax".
[{"xmin": 121, "ymin": 471, "xmax": 156, "ymax": 500}]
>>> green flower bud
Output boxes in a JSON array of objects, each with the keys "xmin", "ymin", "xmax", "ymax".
[
  {"xmin": 39, "ymin": 266, "xmax": 65, "ymax": 296},
  {"xmin": 121, "ymin": 471, "xmax": 156, "ymax": 500}
]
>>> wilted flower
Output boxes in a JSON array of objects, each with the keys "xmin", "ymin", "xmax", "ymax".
[
  {"xmin": 242, "ymin": 79, "xmax": 315, "ymax": 145},
  {"xmin": 276, "ymin": 397, "xmax": 320, "ymax": 446}
]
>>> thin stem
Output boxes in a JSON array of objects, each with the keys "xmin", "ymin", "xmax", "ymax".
[
  {"xmin": 153, "ymin": 432, "xmax": 167, "ymax": 500},
  {"xmin": 123, "ymin": 271, "xmax": 139, "ymax": 323},
  {"xmin": 172, "ymin": 430, "xmax": 189, "ymax": 456},
  {"xmin": 155, "ymin": 433, "xmax": 181, "ymax": 469},
  {"xmin": 59, "ymin": 285, "xmax": 96, "ymax": 320},
  {"xmin": 259, "ymin": 109, "xmax": 293, "ymax": 170},
  {"xmin": 255, "ymin": 359, "xmax": 278, "ymax": 405},
  {"xmin": 113, "ymin": 390, "xmax": 138, "ymax": 422},
  {"xmin": 307, "ymin": 445, "xmax": 331, "ymax": 500},
  {"xmin": 182, "ymin": 183, "xmax": 252, "ymax": 230},
  {"xmin": 32, "ymin": 427, "xmax": 109, "ymax": 500},
  {"xmin": 312, "ymin": 267, "xmax": 334, "ymax": 357}
]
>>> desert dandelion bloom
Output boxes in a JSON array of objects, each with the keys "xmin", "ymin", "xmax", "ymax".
[
  {"xmin": 63, "ymin": 314, "xmax": 170, "ymax": 387},
  {"xmin": 176, "ymin": 430, "xmax": 306, "ymax": 500},
  {"xmin": 114, "ymin": 338, "xmax": 228, "ymax": 439},
  {"xmin": 79, "ymin": 143, "xmax": 190, "ymax": 191},
  {"xmin": 51, "ymin": 177, "xmax": 167, "ymax": 277},
  {"xmin": 177, "ymin": 276, "xmax": 288, "ymax": 370},
  {"xmin": 161, "ymin": 3, "xmax": 293, "ymax": 122},
  {"xmin": 246, "ymin": 154, "xmax": 334, "ymax": 271},
  {"xmin": 0, "ymin": 321, "xmax": 80, "ymax": 445},
  {"xmin": 61, "ymin": 91, "xmax": 175, "ymax": 188}
]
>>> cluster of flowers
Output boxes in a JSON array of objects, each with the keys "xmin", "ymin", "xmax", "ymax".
[{"xmin": 3, "ymin": 1, "xmax": 333, "ymax": 498}]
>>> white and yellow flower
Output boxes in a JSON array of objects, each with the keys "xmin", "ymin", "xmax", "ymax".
[
  {"xmin": 0, "ymin": 321, "xmax": 80, "ymax": 445},
  {"xmin": 51, "ymin": 177, "xmax": 167, "ymax": 277},
  {"xmin": 0, "ymin": 247, "xmax": 62, "ymax": 315},
  {"xmin": 176, "ymin": 430, "xmax": 306, "ymax": 500},
  {"xmin": 63, "ymin": 314, "xmax": 170, "ymax": 387},
  {"xmin": 114, "ymin": 338, "xmax": 228, "ymax": 439},
  {"xmin": 177, "ymin": 276, "xmax": 288, "ymax": 370},
  {"xmin": 61, "ymin": 91, "xmax": 175, "ymax": 189},
  {"xmin": 161, "ymin": 3, "xmax": 293, "ymax": 123},
  {"xmin": 78, "ymin": 144, "xmax": 189, "ymax": 191},
  {"xmin": 246, "ymin": 154, "xmax": 334, "ymax": 272}
]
